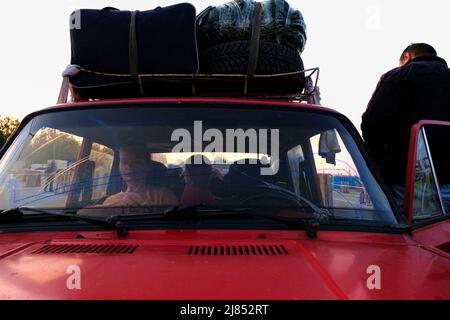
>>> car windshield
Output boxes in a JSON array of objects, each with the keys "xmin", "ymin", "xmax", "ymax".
[{"xmin": 0, "ymin": 103, "xmax": 396, "ymax": 225}]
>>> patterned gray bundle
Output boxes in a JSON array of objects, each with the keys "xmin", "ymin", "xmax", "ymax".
[{"xmin": 196, "ymin": 0, "xmax": 307, "ymax": 52}]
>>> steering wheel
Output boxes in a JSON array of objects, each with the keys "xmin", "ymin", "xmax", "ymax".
[
  {"xmin": 239, "ymin": 191, "xmax": 302, "ymax": 213},
  {"xmin": 239, "ymin": 192, "xmax": 319, "ymax": 219}
]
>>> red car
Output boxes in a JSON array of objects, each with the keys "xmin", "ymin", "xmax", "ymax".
[{"xmin": 0, "ymin": 95, "xmax": 449, "ymax": 300}]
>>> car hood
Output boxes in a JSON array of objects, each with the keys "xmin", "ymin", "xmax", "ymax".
[{"xmin": 0, "ymin": 229, "xmax": 449, "ymax": 300}]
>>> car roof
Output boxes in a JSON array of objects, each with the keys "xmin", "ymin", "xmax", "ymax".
[{"xmin": 47, "ymin": 97, "xmax": 339, "ymax": 114}]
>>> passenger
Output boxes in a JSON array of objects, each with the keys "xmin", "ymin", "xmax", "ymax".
[
  {"xmin": 80, "ymin": 145, "xmax": 178, "ymax": 215},
  {"xmin": 181, "ymin": 155, "xmax": 215, "ymax": 205},
  {"xmin": 361, "ymin": 43, "xmax": 450, "ymax": 210}
]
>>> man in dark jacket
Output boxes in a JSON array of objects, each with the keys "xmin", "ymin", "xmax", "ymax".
[{"xmin": 361, "ymin": 43, "xmax": 450, "ymax": 211}]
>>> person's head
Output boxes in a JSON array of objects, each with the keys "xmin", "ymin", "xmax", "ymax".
[
  {"xmin": 184, "ymin": 155, "xmax": 212, "ymax": 186},
  {"xmin": 119, "ymin": 145, "xmax": 151, "ymax": 187},
  {"xmin": 399, "ymin": 43, "xmax": 437, "ymax": 66}
]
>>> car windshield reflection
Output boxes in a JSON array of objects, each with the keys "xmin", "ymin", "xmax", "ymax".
[{"xmin": 0, "ymin": 104, "xmax": 396, "ymax": 225}]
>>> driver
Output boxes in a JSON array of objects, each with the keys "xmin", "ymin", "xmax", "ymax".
[{"xmin": 80, "ymin": 145, "xmax": 178, "ymax": 215}]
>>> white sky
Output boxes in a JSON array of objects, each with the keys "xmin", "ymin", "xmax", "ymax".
[{"xmin": 0, "ymin": 0, "xmax": 449, "ymax": 131}]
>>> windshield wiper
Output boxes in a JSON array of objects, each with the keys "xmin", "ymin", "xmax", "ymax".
[
  {"xmin": 160, "ymin": 205, "xmax": 321, "ymax": 238},
  {"xmin": 270, "ymin": 187, "xmax": 332, "ymax": 220},
  {"xmin": 0, "ymin": 207, "xmax": 128, "ymax": 237},
  {"xmin": 81, "ymin": 205, "xmax": 322, "ymax": 237}
]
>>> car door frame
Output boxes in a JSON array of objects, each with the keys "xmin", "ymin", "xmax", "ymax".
[{"xmin": 404, "ymin": 120, "xmax": 450, "ymax": 254}]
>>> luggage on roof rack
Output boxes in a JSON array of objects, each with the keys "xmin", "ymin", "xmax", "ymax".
[
  {"xmin": 69, "ymin": 3, "xmax": 199, "ymax": 99},
  {"xmin": 196, "ymin": 0, "xmax": 307, "ymax": 52},
  {"xmin": 70, "ymin": 4, "xmax": 199, "ymax": 75},
  {"xmin": 63, "ymin": 2, "xmax": 313, "ymax": 102},
  {"xmin": 196, "ymin": 0, "xmax": 307, "ymax": 93}
]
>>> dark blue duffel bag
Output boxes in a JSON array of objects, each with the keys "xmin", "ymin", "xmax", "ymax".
[{"xmin": 69, "ymin": 4, "xmax": 199, "ymax": 99}]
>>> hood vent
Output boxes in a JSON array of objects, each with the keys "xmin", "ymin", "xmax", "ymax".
[
  {"xmin": 188, "ymin": 244, "xmax": 288, "ymax": 256},
  {"xmin": 31, "ymin": 244, "xmax": 139, "ymax": 254}
]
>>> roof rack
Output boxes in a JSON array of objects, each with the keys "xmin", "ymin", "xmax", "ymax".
[{"xmin": 57, "ymin": 66, "xmax": 320, "ymax": 104}]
